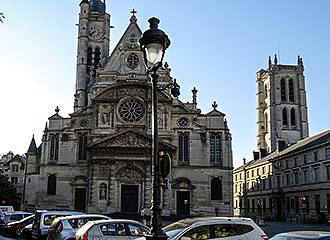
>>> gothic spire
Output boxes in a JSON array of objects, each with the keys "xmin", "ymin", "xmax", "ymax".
[{"xmin": 27, "ymin": 135, "xmax": 37, "ymax": 154}]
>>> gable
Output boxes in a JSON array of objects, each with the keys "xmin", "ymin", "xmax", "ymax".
[
  {"xmin": 89, "ymin": 129, "xmax": 176, "ymax": 150},
  {"xmin": 99, "ymin": 18, "xmax": 145, "ymax": 75}
]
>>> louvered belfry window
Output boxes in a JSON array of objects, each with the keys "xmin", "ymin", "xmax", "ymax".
[
  {"xmin": 210, "ymin": 133, "xmax": 222, "ymax": 164},
  {"xmin": 178, "ymin": 132, "xmax": 189, "ymax": 163},
  {"xmin": 50, "ymin": 135, "xmax": 59, "ymax": 161},
  {"xmin": 281, "ymin": 78, "xmax": 286, "ymax": 102}
]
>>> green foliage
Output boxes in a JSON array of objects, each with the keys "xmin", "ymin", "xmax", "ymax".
[{"xmin": 0, "ymin": 173, "xmax": 21, "ymax": 208}]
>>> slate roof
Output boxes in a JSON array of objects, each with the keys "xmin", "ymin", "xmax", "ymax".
[{"xmin": 234, "ymin": 130, "xmax": 330, "ymax": 172}]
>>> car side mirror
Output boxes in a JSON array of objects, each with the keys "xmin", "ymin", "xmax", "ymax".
[{"xmin": 181, "ymin": 237, "xmax": 191, "ymax": 240}]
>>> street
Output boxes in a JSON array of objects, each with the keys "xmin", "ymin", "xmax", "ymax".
[{"xmin": 1, "ymin": 221, "xmax": 330, "ymax": 239}]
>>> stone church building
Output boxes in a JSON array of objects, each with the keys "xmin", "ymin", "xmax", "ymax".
[{"xmin": 24, "ymin": 0, "xmax": 233, "ymax": 217}]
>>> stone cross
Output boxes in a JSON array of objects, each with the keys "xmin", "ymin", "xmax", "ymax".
[{"xmin": 212, "ymin": 101, "xmax": 218, "ymax": 110}]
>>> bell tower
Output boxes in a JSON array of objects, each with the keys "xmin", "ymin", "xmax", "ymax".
[
  {"xmin": 256, "ymin": 55, "xmax": 309, "ymax": 153},
  {"xmin": 74, "ymin": 0, "xmax": 110, "ymax": 111}
]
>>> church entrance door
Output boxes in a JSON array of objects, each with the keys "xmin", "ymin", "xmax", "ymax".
[
  {"xmin": 121, "ymin": 185, "xmax": 139, "ymax": 213},
  {"xmin": 74, "ymin": 188, "xmax": 86, "ymax": 211},
  {"xmin": 177, "ymin": 191, "xmax": 190, "ymax": 215}
]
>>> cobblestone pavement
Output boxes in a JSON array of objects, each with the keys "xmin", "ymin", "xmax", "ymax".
[{"xmin": 262, "ymin": 221, "xmax": 330, "ymax": 238}]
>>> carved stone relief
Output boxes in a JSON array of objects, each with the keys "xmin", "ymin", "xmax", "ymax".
[{"xmin": 98, "ymin": 104, "xmax": 112, "ymax": 128}]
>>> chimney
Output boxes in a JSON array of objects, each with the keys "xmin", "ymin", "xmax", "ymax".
[
  {"xmin": 260, "ymin": 148, "xmax": 267, "ymax": 158},
  {"xmin": 253, "ymin": 151, "xmax": 260, "ymax": 160},
  {"xmin": 243, "ymin": 157, "xmax": 246, "ymax": 165},
  {"xmin": 277, "ymin": 139, "xmax": 286, "ymax": 152}
]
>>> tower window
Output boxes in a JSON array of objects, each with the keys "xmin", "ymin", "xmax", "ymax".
[
  {"xmin": 290, "ymin": 108, "xmax": 296, "ymax": 126},
  {"xmin": 281, "ymin": 78, "xmax": 286, "ymax": 102},
  {"xmin": 50, "ymin": 134, "xmax": 59, "ymax": 161},
  {"xmin": 210, "ymin": 133, "xmax": 222, "ymax": 165},
  {"xmin": 47, "ymin": 174, "xmax": 57, "ymax": 195},
  {"xmin": 178, "ymin": 132, "xmax": 189, "ymax": 163},
  {"xmin": 289, "ymin": 79, "xmax": 295, "ymax": 102},
  {"xmin": 94, "ymin": 47, "xmax": 101, "ymax": 75},
  {"xmin": 211, "ymin": 178, "xmax": 222, "ymax": 200},
  {"xmin": 282, "ymin": 108, "xmax": 288, "ymax": 126},
  {"xmin": 78, "ymin": 133, "xmax": 88, "ymax": 160},
  {"xmin": 87, "ymin": 47, "xmax": 93, "ymax": 75}
]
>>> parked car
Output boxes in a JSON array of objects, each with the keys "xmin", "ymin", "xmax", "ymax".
[
  {"xmin": 162, "ymin": 217, "xmax": 268, "ymax": 240},
  {"xmin": 3, "ymin": 214, "xmax": 34, "ymax": 237},
  {"xmin": 0, "ymin": 211, "xmax": 33, "ymax": 234},
  {"xmin": 19, "ymin": 223, "xmax": 33, "ymax": 240},
  {"xmin": 47, "ymin": 214, "xmax": 110, "ymax": 240},
  {"xmin": 270, "ymin": 231, "xmax": 330, "ymax": 239},
  {"xmin": 31, "ymin": 210, "xmax": 82, "ymax": 240},
  {"xmin": 75, "ymin": 219, "xmax": 150, "ymax": 240}
]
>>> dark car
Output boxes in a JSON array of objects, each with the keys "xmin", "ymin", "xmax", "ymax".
[
  {"xmin": 270, "ymin": 231, "xmax": 330, "ymax": 240},
  {"xmin": 3, "ymin": 214, "xmax": 34, "ymax": 237},
  {"xmin": 19, "ymin": 223, "xmax": 33, "ymax": 240}
]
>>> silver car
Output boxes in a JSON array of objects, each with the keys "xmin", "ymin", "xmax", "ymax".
[
  {"xmin": 270, "ymin": 231, "xmax": 330, "ymax": 240},
  {"xmin": 76, "ymin": 219, "xmax": 150, "ymax": 240},
  {"xmin": 47, "ymin": 214, "xmax": 110, "ymax": 240},
  {"xmin": 163, "ymin": 217, "xmax": 268, "ymax": 240}
]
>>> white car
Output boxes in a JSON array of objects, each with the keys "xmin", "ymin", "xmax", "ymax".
[
  {"xmin": 163, "ymin": 217, "xmax": 268, "ymax": 240},
  {"xmin": 75, "ymin": 219, "xmax": 150, "ymax": 240}
]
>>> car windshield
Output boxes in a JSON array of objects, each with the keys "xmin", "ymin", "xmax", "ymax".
[{"xmin": 165, "ymin": 228, "xmax": 185, "ymax": 238}]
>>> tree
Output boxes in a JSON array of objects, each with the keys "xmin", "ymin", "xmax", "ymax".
[{"xmin": 0, "ymin": 173, "xmax": 21, "ymax": 209}]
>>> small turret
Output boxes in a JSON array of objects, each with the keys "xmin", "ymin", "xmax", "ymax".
[{"xmin": 27, "ymin": 135, "xmax": 37, "ymax": 154}]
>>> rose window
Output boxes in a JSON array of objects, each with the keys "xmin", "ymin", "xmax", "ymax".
[
  {"xmin": 118, "ymin": 98, "xmax": 145, "ymax": 123},
  {"xmin": 126, "ymin": 53, "xmax": 139, "ymax": 69},
  {"xmin": 177, "ymin": 117, "xmax": 189, "ymax": 128}
]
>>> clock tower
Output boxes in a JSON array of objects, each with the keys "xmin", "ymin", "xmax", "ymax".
[{"xmin": 75, "ymin": 0, "xmax": 110, "ymax": 111}]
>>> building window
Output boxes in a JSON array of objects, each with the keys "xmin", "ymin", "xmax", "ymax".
[
  {"xmin": 327, "ymin": 166, "xmax": 330, "ymax": 180},
  {"xmin": 247, "ymin": 199, "xmax": 250, "ymax": 212},
  {"xmin": 178, "ymin": 132, "xmax": 189, "ymax": 163},
  {"xmin": 281, "ymin": 78, "xmax": 286, "ymax": 102},
  {"xmin": 50, "ymin": 134, "xmax": 59, "ymax": 161},
  {"xmin": 286, "ymin": 174, "xmax": 290, "ymax": 186},
  {"xmin": 282, "ymin": 108, "xmax": 288, "ymax": 126},
  {"xmin": 327, "ymin": 194, "xmax": 330, "ymax": 214},
  {"xmin": 99, "ymin": 183, "xmax": 107, "ymax": 200},
  {"xmin": 285, "ymin": 160, "xmax": 289, "ymax": 169},
  {"xmin": 269, "ymin": 198, "xmax": 273, "ymax": 213},
  {"xmin": 290, "ymin": 108, "xmax": 296, "ymax": 126},
  {"xmin": 11, "ymin": 177, "xmax": 18, "ymax": 184},
  {"xmin": 314, "ymin": 168, "xmax": 320, "ymax": 182},
  {"xmin": 252, "ymin": 170, "xmax": 254, "ymax": 177},
  {"xmin": 295, "ymin": 196, "xmax": 299, "ymax": 214},
  {"xmin": 315, "ymin": 195, "xmax": 320, "ymax": 214},
  {"xmin": 234, "ymin": 184, "xmax": 237, "ymax": 193},
  {"xmin": 11, "ymin": 164, "xmax": 19, "ymax": 172},
  {"xmin": 247, "ymin": 171, "xmax": 249, "ymax": 178},
  {"xmin": 47, "ymin": 174, "xmax": 57, "ymax": 195},
  {"xmin": 294, "ymin": 171, "xmax": 299, "ymax": 185},
  {"xmin": 268, "ymin": 177, "xmax": 272, "ymax": 189},
  {"xmin": 210, "ymin": 133, "xmax": 222, "ymax": 164},
  {"xmin": 313, "ymin": 151, "xmax": 319, "ymax": 161},
  {"xmin": 211, "ymin": 178, "xmax": 222, "ymax": 200},
  {"xmin": 326, "ymin": 148, "xmax": 330, "ymax": 159},
  {"xmin": 78, "ymin": 133, "xmax": 88, "ymax": 161},
  {"xmin": 277, "ymin": 175, "xmax": 281, "ymax": 187},
  {"xmin": 252, "ymin": 199, "xmax": 255, "ymax": 212},
  {"xmin": 262, "ymin": 179, "xmax": 266, "ymax": 190},
  {"xmin": 303, "ymin": 170, "xmax": 308, "ymax": 183},
  {"xmin": 289, "ymin": 79, "xmax": 295, "ymax": 102},
  {"xmin": 286, "ymin": 197, "xmax": 290, "ymax": 213},
  {"xmin": 294, "ymin": 157, "xmax": 297, "ymax": 166},
  {"xmin": 239, "ymin": 173, "xmax": 242, "ymax": 180},
  {"xmin": 303, "ymin": 154, "xmax": 307, "ymax": 164}
]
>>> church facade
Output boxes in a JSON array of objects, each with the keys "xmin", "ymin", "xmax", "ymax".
[{"xmin": 24, "ymin": 0, "xmax": 233, "ymax": 217}]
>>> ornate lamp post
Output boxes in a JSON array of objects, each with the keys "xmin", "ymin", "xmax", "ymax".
[{"xmin": 139, "ymin": 17, "xmax": 180, "ymax": 240}]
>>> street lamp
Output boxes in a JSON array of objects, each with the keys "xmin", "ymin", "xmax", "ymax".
[{"xmin": 139, "ymin": 17, "xmax": 180, "ymax": 240}]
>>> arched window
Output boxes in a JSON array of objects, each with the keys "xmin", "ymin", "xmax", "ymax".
[
  {"xmin": 290, "ymin": 108, "xmax": 296, "ymax": 126},
  {"xmin": 210, "ymin": 133, "xmax": 222, "ymax": 164},
  {"xmin": 47, "ymin": 174, "xmax": 57, "ymax": 195},
  {"xmin": 87, "ymin": 47, "xmax": 93, "ymax": 74},
  {"xmin": 281, "ymin": 78, "xmax": 286, "ymax": 102},
  {"xmin": 178, "ymin": 133, "xmax": 189, "ymax": 163},
  {"xmin": 211, "ymin": 178, "xmax": 222, "ymax": 200},
  {"xmin": 264, "ymin": 113, "xmax": 268, "ymax": 132},
  {"xmin": 94, "ymin": 47, "xmax": 101, "ymax": 74},
  {"xmin": 282, "ymin": 108, "xmax": 288, "ymax": 126},
  {"xmin": 99, "ymin": 183, "xmax": 107, "ymax": 200},
  {"xmin": 50, "ymin": 135, "xmax": 59, "ymax": 161},
  {"xmin": 289, "ymin": 79, "xmax": 294, "ymax": 102},
  {"xmin": 78, "ymin": 133, "xmax": 88, "ymax": 160}
]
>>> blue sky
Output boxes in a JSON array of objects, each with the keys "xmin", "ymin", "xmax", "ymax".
[{"xmin": 0, "ymin": 1, "xmax": 329, "ymax": 167}]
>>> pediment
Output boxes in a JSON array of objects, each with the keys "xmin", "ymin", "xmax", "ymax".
[
  {"xmin": 90, "ymin": 129, "xmax": 176, "ymax": 150},
  {"xmin": 98, "ymin": 18, "xmax": 146, "ymax": 75}
]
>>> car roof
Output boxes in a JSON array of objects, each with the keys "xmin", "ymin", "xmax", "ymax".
[
  {"xmin": 5, "ymin": 211, "xmax": 32, "ymax": 215},
  {"xmin": 172, "ymin": 217, "xmax": 254, "ymax": 226},
  {"xmin": 277, "ymin": 231, "xmax": 330, "ymax": 238},
  {"xmin": 90, "ymin": 219, "xmax": 148, "ymax": 226},
  {"xmin": 38, "ymin": 210, "xmax": 83, "ymax": 215},
  {"xmin": 55, "ymin": 214, "xmax": 110, "ymax": 220}
]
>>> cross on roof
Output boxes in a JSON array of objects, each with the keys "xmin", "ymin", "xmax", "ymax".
[
  {"xmin": 130, "ymin": 9, "xmax": 137, "ymax": 16},
  {"xmin": 55, "ymin": 106, "xmax": 60, "ymax": 114},
  {"xmin": 212, "ymin": 101, "xmax": 218, "ymax": 110}
]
